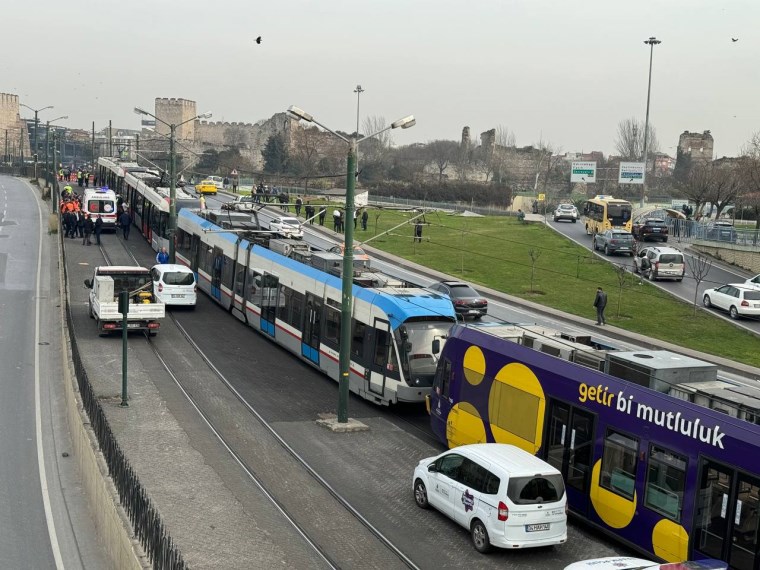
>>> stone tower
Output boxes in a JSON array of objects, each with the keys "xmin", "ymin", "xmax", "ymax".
[
  {"xmin": 0, "ymin": 93, "xmax": 31, "ymax": 158},
  {"xmin": 678, "ymin": 130, "xmax": 714, "ymax": 162},
  {"xmin": 154, "ymin": 98, "xmax": 197, "ymax": 141},
  {"xmin": 461, "ymin": 126, "xmax": 470, "ymax": 147}
]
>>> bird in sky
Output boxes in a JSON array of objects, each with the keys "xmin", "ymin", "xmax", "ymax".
[
  {"xmin": 732, "ymin": 37, "xmax": 739, "ymax": 42},
  {"xmin": 255, "ymin": 36, "xmax": 262, "ymax": 44}
]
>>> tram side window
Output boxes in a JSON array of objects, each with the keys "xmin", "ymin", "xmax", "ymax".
[
  {"xmin": 246, "ymin": 271, "xmax": 262, "ymax": 305},
  {"xmin": 351, "ymin": 320, "xmax": 367, "ymax": 358},
  {"xmin": 199, "ymin": 246, "xmax": 214, "ymax": 275},
  {"xmin": 234, "ymin": 263, "xmax": 246, "ymax": 297},
  {"xmin": 176, "ymin": 229, "xmax": 191, "ymax": 257},
  {"xmin": 600, "ymin": 430, "xmax": 639, "ymax": 500},
  {"xmin": 221, "ymin": 254, "xmax": 234, "ymax": 287},
  {"xmin": 644, "ymin": 445, "xmax": 686, "ymax": 522},
  {"xmin": 373, "ymin": 328, "xmax": 400, "ymax": 375},
  {"xmin": 290, "ymin": 290, "xmax": 304, "ymax": 330},
  {"xmin": 324, "ymin": 305, "xmax": 341, "ymax": 345}
]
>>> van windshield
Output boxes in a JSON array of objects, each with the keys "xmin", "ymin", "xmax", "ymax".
[{"xmin": 507, "ymin": 474, "xmax": 565, "ymax": 504}]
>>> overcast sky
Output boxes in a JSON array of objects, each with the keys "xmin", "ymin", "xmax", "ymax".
[{"xmin": 4, "ymin": 0, "xmax": 757, "ymax": 157}]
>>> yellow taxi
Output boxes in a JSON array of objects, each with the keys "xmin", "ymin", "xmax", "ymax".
[{"xmin": 195, "ymin": 179, "xmax": 218, "ymax": 195}]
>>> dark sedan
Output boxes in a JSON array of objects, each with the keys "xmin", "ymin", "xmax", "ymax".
[
  {"xmin": 593, "ymin": 229, "xmax": 634, "ymax": 256},
  {"xmin": 428, "ymin": 281, "xmax": 488, "ymax": 318}
]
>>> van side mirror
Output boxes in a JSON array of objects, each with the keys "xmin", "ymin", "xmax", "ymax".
[
  {"xmin": 432, "ymin": 339, "xmax": 440, "ymax": 355},
  {"xmin": 84, "ymin": 279, "xmax": 92, "ymax": 288}
]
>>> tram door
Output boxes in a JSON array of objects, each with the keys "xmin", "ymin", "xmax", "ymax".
[
  {"xmin": 367, "ymin": 318, "xmax": 391, "ymax": 396},
  {"xmin": 693, "ymin": 460, "xmax": 760, "ymax": 570},
  {"xmin": 259, "ymin": 273, "xmax": 278, "ymax": 337},
  {"xmin": 301, "ymin": 294, "xmax": 321, "ymax": 364},
  {"xmin": 189, "ymin": 234, "xmax": 201, "ymax": 272},
  {"xmin": 142, "ymin": 202, "xmax": 152, "ymax": 244},
  {"xmin": 210, "ymin": 246, "xmax": 224, "ymax": 302},
  {"xmin": 544, "ymin": 401, "xmax": 595, "ymax": 517}
]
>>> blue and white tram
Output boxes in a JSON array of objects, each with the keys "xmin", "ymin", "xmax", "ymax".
[
  {"xmin": 97, "ymin": 157, "xmax": 156, "ymax": 196},
  {"xmin": 176, "ymin": 208, "xmax": 457, "ymax": 406},
  {"xmin": 123, "ymin": 171, "xmax": 201, "ymax": 252}
]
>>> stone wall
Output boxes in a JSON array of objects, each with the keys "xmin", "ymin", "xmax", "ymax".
[
  {"xmin": 678, "ymin": 130, "xmax": 714, "ymax": 162},
  {"xmin": 154, "ymin": 98, "xmax": 197, "ymax": 141},
  {"xmin": 0, "ymin": 92, "xmax": 31, "ymax": 157}
]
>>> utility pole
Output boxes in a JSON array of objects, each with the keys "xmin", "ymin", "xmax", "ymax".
[
  {"xmin": 109, "ymin": 120, "xmax": 113, "ymax": 157},
  {"xmin": 354, "ymin": 85, "xmax": 364, "ymax": 185},
  {"xmin": 169, "ymin": 124, "xmax": 176, "ymax": 263},
  {"xmin": 640, "ymin": 36, "xmax": 661, "ymax": 208},
  {"xmin": 91, "ymin": 122, "xmax": 95, "ymax": 166}
]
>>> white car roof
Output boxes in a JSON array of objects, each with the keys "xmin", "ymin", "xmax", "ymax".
[
  {"xmin": 152, "ymin": 264, "xmax": 193, "ymax": 273},
  {"xmin": 563, "ymin": 557, "xmax": 659, "ymax": 570},
  {"xmin": 453, "ymin": 443, "xmax": 561, "ymax": 477}
]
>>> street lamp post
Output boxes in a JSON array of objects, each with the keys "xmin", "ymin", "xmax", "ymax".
[
  {"xmin": 287, "ymin": 105, "xmax": 415, "ymax": 423},
  {"xmin": 354, "ymin": 85, "xmax": 364, "ymax": 184},
  {"xmin": 134, "ymin": 107, "xmax": 212, "ymax": 263},
  {"xmin": 640, "ymin": 36, "xmax": 661, "ymax": 208},
  {"xmin": 20, "ymin": 104, "xmax": 54, "ymax": 182},
  {"xmin": 45, "ymin": 116, "xmax": 68, "ymax": 210}
]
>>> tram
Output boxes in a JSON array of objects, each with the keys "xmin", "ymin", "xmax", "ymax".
[
  {"xmin": 97, "ymin": 156, "xmax": 157, "ymax": 195},
  {"xmin": 429, "ymin": 322, "xmax": 760, "ymax": 568},
  {"xmin": 176, "ymin": 208, "xmax": 457, "ymax": 406}
]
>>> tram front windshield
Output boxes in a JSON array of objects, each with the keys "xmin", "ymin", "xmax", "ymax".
[{"xmin": 397, "ymin": 321, "xmax": 454, "ymax": 387}]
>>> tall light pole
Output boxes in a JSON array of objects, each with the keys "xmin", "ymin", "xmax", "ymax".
[
  {"xmin": 640, "ymin": 36, "xmax": 661, "ymax": 208},
  {"xmin": 20, "ymin": 104, "xmax": 54, "ymax": 182},
  {"xmin": 354, "ymin": 85, "xmax": 364, "ymax": 185},
  {"xmin": 134, "ymin": 107, "xmax": 212, "ymax": 263},
  {"xmin": 45, "ymin": 116, "xmax": 68, "ymax": 207},
  {"xmin": 287, "ymin": 105, "xmax": 415, "ymax": 423}
]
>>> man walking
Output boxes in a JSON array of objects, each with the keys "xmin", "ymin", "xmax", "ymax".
[
  {"xmin": 94, "ymin": 214, "xmax": 103, "ymax": 245},
  {"xmin": 593, "ymin": 286, "xmax": 607, "ymax": 325},
  {"xmin": 82, "ymin": 214, "xmax": 94, "ymax": 246},
  {"xmin": 119, "ymin": 209, "xmax": 131, "ymax": 240}
]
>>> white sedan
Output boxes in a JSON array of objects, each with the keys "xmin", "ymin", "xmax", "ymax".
[
  {"xmin": 269, "ymin": 216, "xmax": 304, "ymax": 239},
  {"xmin": 702, "ymin": 284, "xmax": 760, "ymax": 319},
  {"xmin": 564, "ymin": 556, "xmax": 727, "ymax": 570},
  {"xmin": 745, "ymin": 273, "xmax": 760, "ymax": 290}
]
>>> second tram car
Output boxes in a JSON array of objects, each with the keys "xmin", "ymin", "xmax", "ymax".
[
  {"xmin": 429, "ymin": 322, "xmax": 760, "ymax": 568},
  {"xmin": 176, "ymin": 208, "xmax": 457, "ymax": 406}
]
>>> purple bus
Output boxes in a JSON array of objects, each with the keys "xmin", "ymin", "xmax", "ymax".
[{"xmin": 429, "ymin": 323, "xmax": 760, "ymax": 569}]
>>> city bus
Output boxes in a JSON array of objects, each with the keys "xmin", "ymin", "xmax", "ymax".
[
  {"xmin": 428, "ymin": 322, "xmax": 760, "ymax": 568},
  {"xmin": 584, "ymin": 195, "xmax": 633, "ymax": 235}
]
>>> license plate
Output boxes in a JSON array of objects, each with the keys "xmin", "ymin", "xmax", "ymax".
[
  {"xmin": 526, "ymin": 523, "xmax": 550, "ymax": 532},
  {"xmin": 127, "ymin": 323, "xmax": 141, "ymax": 328},
  {"xmin": 469, "ymin": 310, "xmax": 481, "ymax": 314},
  {"xmin": 171, "ymin": 294, "xmax": 184, "ymax": 298}
]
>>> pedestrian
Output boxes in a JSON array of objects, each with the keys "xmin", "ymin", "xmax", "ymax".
[
  {"xmin": 318, "ymin": 206, "xmax": 326, "ymax": 226},
  {"xmin": 156, "ymin": 247, "xmax": 170, "ymax": 264},
  {"xmin": 232, "ymin": 177, "xmax": 238, "ymax": 193},
  {"xmin": 199, "ymin": 195, "xmax": 206, "ymax": 209},
  {"xmin": 223, "ymin": 176, "xmax": 229, "ymax": 189},
  {"xmin": 82, "ymin": 214, "xmax": 94, "ymax": 245},
  {"xmin": 353, "ymin": 209, "xmax": 358, "ymax": 229},
  {"xmin": 593, "ymin": 286, "xmax": 607, "ymax": 326},
  {"xmin": 84, "ymin": 172, "xmax": 90, "ymax": 188},
  {"xmin": 77, "ymin": 169, "xmax": 83, "ymax": 187},
  {"xmin": 361, "ymin": 209, "xmax": 368, "ymax": 231},
  {"xmin": 305, "ymin": 204, "xmax": 314, "ymax": 224},
  {"xmin": 94, "ymin": 214, "xmax": 103, "ymax": 245},
  {"xmin": 414, "ymin": 219, "xmax": 423, "ymax": 243},
  {"xmin": 119, "ymin": 210, "xmax": 131, "ymax": 240},
  {"xmin": 333, "ymin": 208, "xmax": 340, "ymax": 232},
  {"xmin": 76, "ymin": 211, "xmax": 85, "ymax": 238},
  {"xmin": 295, "ymin": 196, "xmax": 302, "ymax": 217}
]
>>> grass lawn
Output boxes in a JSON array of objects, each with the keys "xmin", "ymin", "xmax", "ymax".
[{"xmin": 346, "ymin": 207, "xmax": 760, "ymax": 368}]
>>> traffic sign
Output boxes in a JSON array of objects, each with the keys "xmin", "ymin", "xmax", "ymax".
[
  {"xmin": 618, "ymin": 162, "xmax": 645, "ymax": 184},
  {"xmin": 231, "ymin": 169, "xmax": 238, "ymax": 176},
  {"xmin": 571, "ymin": 161, "xmax": 596, "ymax": 183}
]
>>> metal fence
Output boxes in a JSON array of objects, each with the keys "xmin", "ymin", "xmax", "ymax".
[{"xmin": 61, "ymin": 236, "xmax": 186, "ymax": 570}]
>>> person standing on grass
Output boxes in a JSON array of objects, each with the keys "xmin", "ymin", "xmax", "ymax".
[
  {"xmin": 361, "ymin": 209, "xmax": 368, "ymax": 231},
  {"xmin": 318, "ymin": 206, "xmax": 326, "ymax": 226},
  {"xmin": 593, "ymin": 286, "xmax": 607, "ymax": 325}
]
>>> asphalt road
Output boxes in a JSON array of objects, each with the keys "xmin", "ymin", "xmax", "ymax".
[
  {"xmin": 0, "ymin": 175, "xmax": 107, "ymax": 569},
  {"xmin": 546, "ymin": 216, "xmax": 760, "ymax": 334}
]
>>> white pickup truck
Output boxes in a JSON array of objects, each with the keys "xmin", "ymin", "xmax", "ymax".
[{"xmin": 84, "ymin": 266, "xmax": 165, "ymax": 336}]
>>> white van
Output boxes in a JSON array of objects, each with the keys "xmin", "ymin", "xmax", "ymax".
[
  {"xmin": 150, "ymin": 264, "xmax": 197, "ymax": 307},
  {"xmin": 413, "ymin": 443, "xmax": 567, "ymax": 553},
  {"xmin": 206, "ymin": 175, "xmax": 224, "ymax": 189},
  {"xmin": 83, "ymin": 187, "xmax": 118, "ymax": 230}
]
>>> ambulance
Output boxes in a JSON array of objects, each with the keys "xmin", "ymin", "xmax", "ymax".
[{"xmin": 82, "ymin": 187, "xmax": 118, "ymax": 231}]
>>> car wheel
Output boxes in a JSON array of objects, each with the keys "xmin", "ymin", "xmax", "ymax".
[
  {"xmin": 629, "ymin": 251, "xmax": 634, "ymax": 257},
  {"xmin": 413, "ymin": 479, "xmax": 429, "ymax": 509},
  {"xmin": 572, "ymin": 218, "xmax": 577, "ymax": 223},
  {"xmin": 729, "ymin": 306, "xmax": 740, "ymax": 320},
  {"xmin": 88, "ymin": 300, "xmax": 94, "ymax": 319},
  {"xmin": 663, "ymin": 237, "xmax": 668, "ymax": 243},
  {"xmin": 471, "ymin": 519, "xmax": 492, "ymax": 554},
  {"xmin": 703, "ymin": 294, "xmax": 712, "ymax": 308},
  {"xmin": 647, "ymin": 269, "xmax": 656, "ymax": 281},
  {"xmin": 604, "ymin": 245, "xmax": 610, "ymax": 256}
]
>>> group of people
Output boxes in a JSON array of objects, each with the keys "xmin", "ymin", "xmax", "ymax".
[
  {"xmin": 330, "ymin": 208, "xmax": 369, "ymax": 233},
  {"xmin": 60, "ymin": 192, "xmax": 102, "ymax": 246},
  {"xmin": 58, "ymin": 167, "xmax": 93, "ymax": 188}
]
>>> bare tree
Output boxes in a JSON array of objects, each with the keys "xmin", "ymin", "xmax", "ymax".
[
  {"xmin": 678, "ymin": 161, "xmax": 716, "ymax": 220},
  {"xmin": 707, "ymin": 159, "xmax": 742, "ymax": 219},
  {"xmin": 614, "ymin": 263, "xmax": 629, "ymax": 317},
  {"xmin": 614, "ymin": 118, "xmax": 660, "ymax": 161},
  {"xmin": 290, "ymin": 126, "xmax": 321, "ymax": 189},
  {"xmin": 455, "ymin": 137, "xmax": 476, "ymax": 181},
  {"xmin": 739, "ymin": 132, "xmax": 760, "ymax": 230},
  {"xmin": 495, "ymin": 125, "xmax": 516, "ymax": 148},
  {"xmin": 687, "ymin": 253, "xmax": 713, "ymax": 316},
  {"xmin": 362, "ymin": 115, "xmax": 391, "ymax": 149},
  {"xmin": 528, "ymin": 249, "xmax": 542, "ymax": 293},
  {"xmin": 426, "ymin": 140, "xmax": 458, "ymax": 184}
]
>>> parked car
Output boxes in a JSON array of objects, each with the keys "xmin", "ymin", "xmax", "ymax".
[
  {"xmin": 222, "ymin": 195, "xmax": 255, "ymax": 211},
  {"xmin": 702, "ymin": 221, "xmax": 738, "ymax": 243},
  {"xmin": 593, "ymin": 229, "xmax": 634, "ymax": 256},
  {"xmin": 428, "ymin": 280, "xmax": 488, "ymax": 318},
  {"xmin": 195, "ymin": 179, "xmax": 218, "ymax": 195},
  {"xmin": 413, "ymin": 444, "xmax": 568, "ymax": 553},
  {"xmin": 745, "ymin": 273, "xmax": 760, "ymax": 290},
  {"xmin": 632, "ymin": 218, "xmax": 669, "ymax": 242},
  {"xmin": 151, "ymin": 264, "xmax": 197, "ymax": 308},
  {"xmin": 703, "ymin": 284, "xmax": 760, "ymax": 319},
  {"xmin": 327, "ymin": 244, "xmax": 370, "ymax": 267},
  {"xmin": 269, "ymin": 216, "xmax": 304, "ymax": 239},
  {"xmin": 564, "ymin": 556, "xmax": 727, "ymax": 570},
  {"xmin": 633, "ymin": 246, "xmax": 685, "ymax": 282},
  {"xmin": 553, "ymin": 203, "xmax": 579, "ymax": 223}
]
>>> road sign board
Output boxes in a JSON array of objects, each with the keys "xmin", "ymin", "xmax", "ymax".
[
  {"xmin": 571, "ymin": 161, "xmax": 596, "ymax": 183},
  {"xmin": 538, "ymin": 193, "xmax": 546, "ymax": 202},
  {"xmin": 618, "ymin": 162, "xmax": 645, "ymax": 184},
  {"xmin": 231, "ymin": 169, "xmax": 238, "ymax": 176}
]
